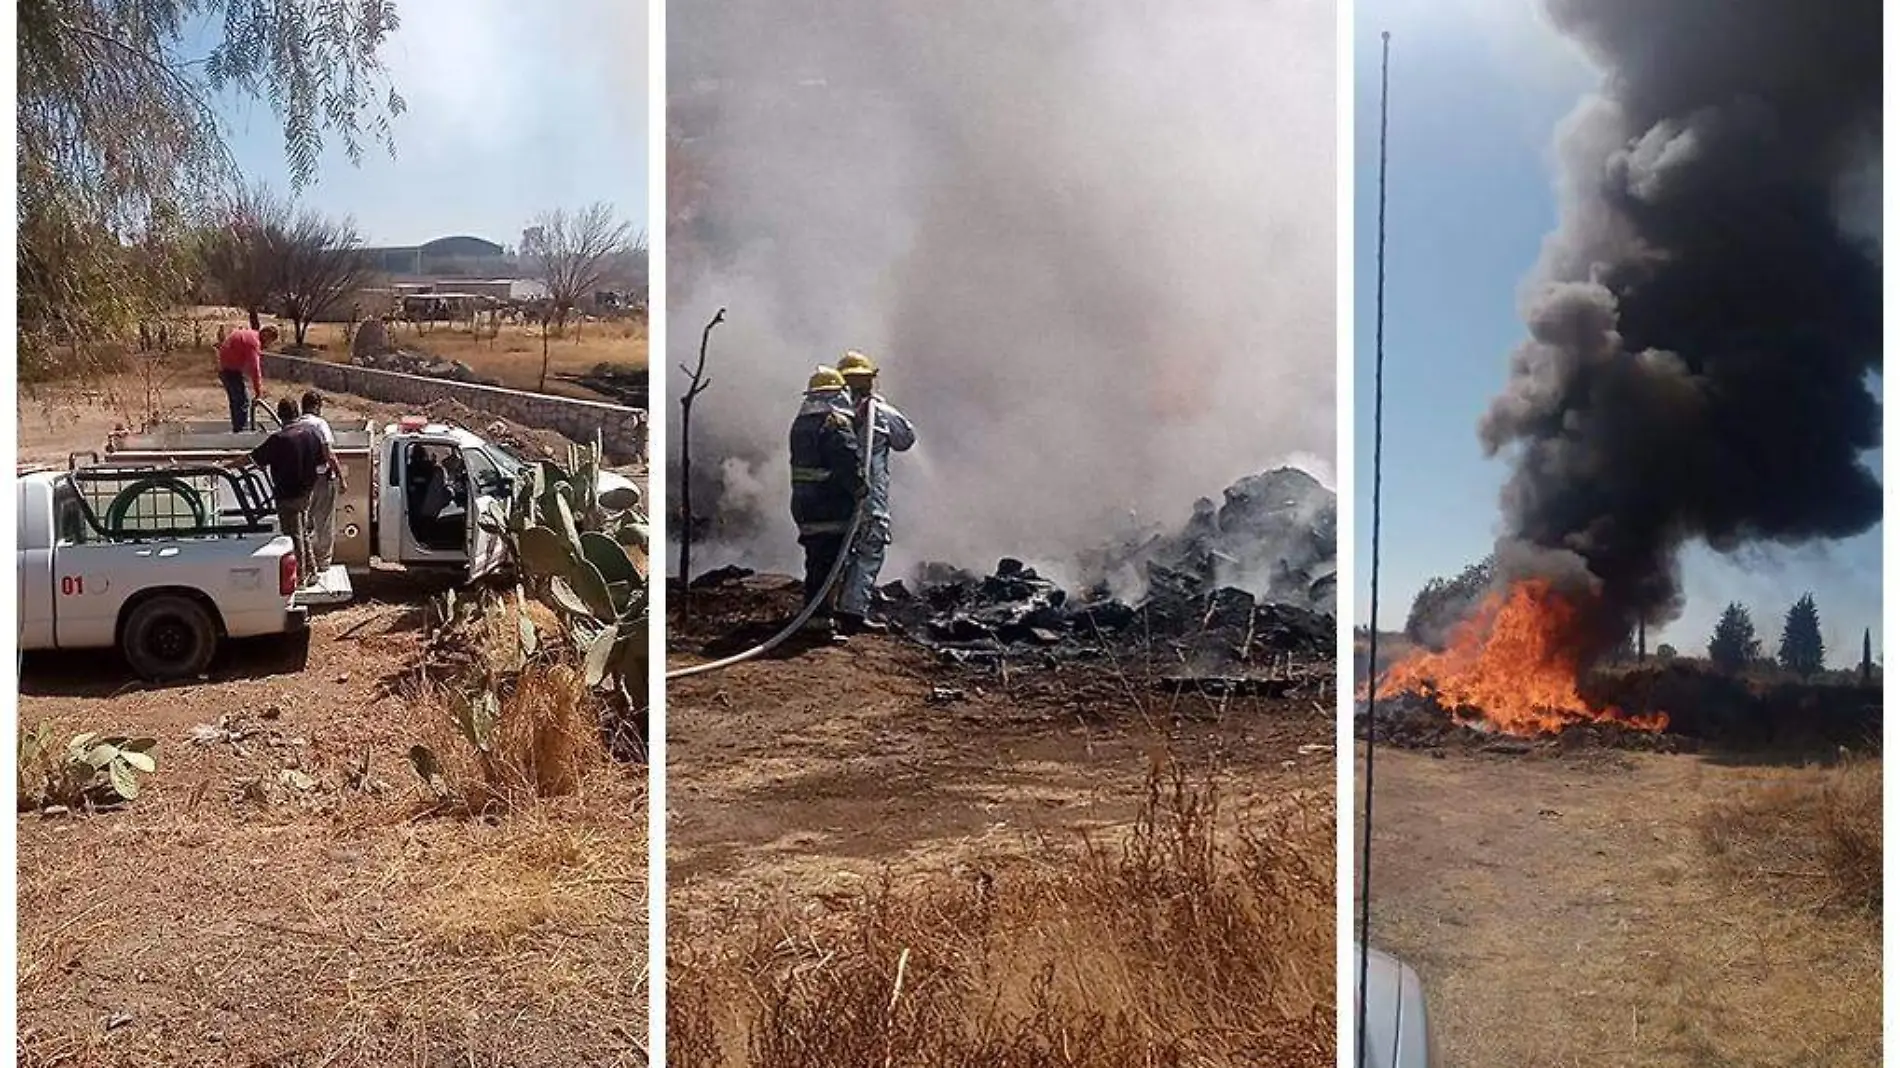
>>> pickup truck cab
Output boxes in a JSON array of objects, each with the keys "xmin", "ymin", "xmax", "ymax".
[{"xmin": 17, "ymin": 466, "xmax": 307, "ymax": 680}]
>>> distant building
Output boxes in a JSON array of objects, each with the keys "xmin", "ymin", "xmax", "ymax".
[{"xmin": 362, "ymin": 234, "xmax": 510, "ymax": 277}]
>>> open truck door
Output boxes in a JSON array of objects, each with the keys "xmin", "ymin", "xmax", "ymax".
[
  {"xmin": 461, "ymin": 440, "xmax": 518, "ymax": 582},
  {"xmin": 464, "ymin": 470, "xmax": 511, "ymax": 581}
]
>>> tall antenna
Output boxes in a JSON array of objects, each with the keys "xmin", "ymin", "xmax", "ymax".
[{"xmin": 1355, "ymin": 29, "xmax": 1393, "ymax": 1068}]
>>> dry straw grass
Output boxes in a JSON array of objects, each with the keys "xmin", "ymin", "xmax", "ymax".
[
  {"xmin": 417, "ymin": 595, "xmax": 615, "ymax": 816},
  {"xmin": 1699, "ymin": 754, "xmax": 1881, "ymax": 913},
  {"xmin": 669, "ymin": 760, "xmax": 1335, "ymax": 1067}
]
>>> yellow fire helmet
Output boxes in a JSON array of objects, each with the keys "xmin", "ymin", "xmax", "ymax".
[
  {"xmin": 838, "ymin": 349, "xmax": 879, "ymax": 379},
  {"xmin": 807, "ymin": 365, "xmax": 846, "ymax": 392}
]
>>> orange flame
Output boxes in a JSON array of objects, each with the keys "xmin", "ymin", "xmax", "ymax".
[{"xmin": 1373, "ymin": 579, "xmax": 1668, "ymax": 737}]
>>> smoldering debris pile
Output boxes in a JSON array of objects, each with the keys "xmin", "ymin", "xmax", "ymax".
[
  {"xmin": 1091, "ymin": 467, "xmax": 1337, "ymax": 610},
  {"xmin": 874, "ymin": 468, "xmax": 1336, "ymax": 685},
  {"xmin": 878, "ymin": 559, "xmax": 1331, "ymax": 686},
  {"xmin": 678, "ymin": 466, "xmax": 1336, "ymax": 692}
]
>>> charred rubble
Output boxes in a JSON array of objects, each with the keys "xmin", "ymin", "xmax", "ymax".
[
  {"xmin": 679, "ymin": 468, "xmax": 1336, "ymax": 694},
  {"xmin": 1087, "ymin": 467, "xmax": 1337, "ymax": 612},
  {"xmin": 873, "ymin": 468, "xmax": 1336, "ymax": 691},
  {"xmin": 875, "ymin": 560, "xmax": 1331, "ymax": 693}
]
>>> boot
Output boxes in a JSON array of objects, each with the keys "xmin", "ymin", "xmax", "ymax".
[{"xmin": 836, "ymin": 612, "xmax": 889, "ymax": 637}]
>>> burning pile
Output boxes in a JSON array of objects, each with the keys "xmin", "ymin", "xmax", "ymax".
[
  {"xmin": 1370, "ymin": 580, "xmax": 1667, "ymax": 738},
  {"xmin": 1367, "ymin": 0, "xmax": 1879, "ymax": 747}
]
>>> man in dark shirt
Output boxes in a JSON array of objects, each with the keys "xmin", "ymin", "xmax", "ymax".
[{"xmin": 236, "ymin": 397, "xmax": 323, "ymax": 585}]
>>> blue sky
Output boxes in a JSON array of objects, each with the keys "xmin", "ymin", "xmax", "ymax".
[
  {"xmin": 1352, "ymin": 0, "xmax": 1883, "ymax": 666},
  {"xmin": 202, "ymin": 0, "xmax": 648, "ymax": 247}
]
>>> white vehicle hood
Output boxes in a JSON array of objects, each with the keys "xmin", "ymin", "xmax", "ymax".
[{"xmin": 1354, "ymin": 945, "xmax": 1432, "ymax": 1068}]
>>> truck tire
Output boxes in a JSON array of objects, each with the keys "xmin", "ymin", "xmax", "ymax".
[{"xmin": 121, "ymin": 596, "xmax": 218, "ymax": 681}]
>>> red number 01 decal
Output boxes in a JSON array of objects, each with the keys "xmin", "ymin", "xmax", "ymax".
[{"xmin": 60, "ymin": 576, "xmax": 83, "ymax": 596}]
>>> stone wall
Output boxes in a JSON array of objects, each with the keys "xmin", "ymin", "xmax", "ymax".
[{"xmin": 261, "ymin": 352, "xmax": 647, "ymax": 461}]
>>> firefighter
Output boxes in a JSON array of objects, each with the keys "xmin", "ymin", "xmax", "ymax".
[
  {"xmin": 833, "ymin": 349, "xmax": 916, "ymax": 634},
  {"xmin": 788, "ymin": 366, "xmax": 865, "ymax": 636}
]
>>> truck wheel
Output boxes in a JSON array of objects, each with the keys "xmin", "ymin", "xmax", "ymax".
[{"xmin": 121, "ymin": 596, "xmax": 218, "ymax": 681}]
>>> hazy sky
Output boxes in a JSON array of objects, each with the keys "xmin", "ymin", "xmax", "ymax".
[
  {"xmin": 206, "ymin": 0, "xmax": 648, "ymax": 247},
  {"xmin": 1351, "ymin": 0, "xmax": 1883, "ymax": 665}
]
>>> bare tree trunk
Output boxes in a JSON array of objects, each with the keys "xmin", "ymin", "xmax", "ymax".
[
  {"xmin": 1863, "ymin": 627, "xmax": 1873, "ymax": 685},
  {"xmin": 677, "ymin": 308, "xmax": 724, "ymax": 623},
  {"xmin": 538, "ymin": 318, "xmax": 552, "ymax": 392},
  {"xmin": 248, "ymin": 307, "xmax": 262, "ymax": 330}
]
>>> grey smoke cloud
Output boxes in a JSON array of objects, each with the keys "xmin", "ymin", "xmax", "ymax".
[
  {"xmin": 1482, "ymin": 0, "xmax": 1882, "ymax": 655},
  {"xmin": 668, "ymin": 0, "xmax": 1335, "ymax": 578}
]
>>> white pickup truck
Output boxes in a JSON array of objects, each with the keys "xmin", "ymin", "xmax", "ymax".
[
  {"xmin": 102, "ymin": 413, "xmax": 641, "ymax": 604},
  {"xmin": 17, "ymin": 464, "xmax": 307, "ymax": 680}
]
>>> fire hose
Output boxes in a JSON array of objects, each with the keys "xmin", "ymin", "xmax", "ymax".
[{"xmin": 665, "ymin": 399, "xmax": 879, "ymax": 680}]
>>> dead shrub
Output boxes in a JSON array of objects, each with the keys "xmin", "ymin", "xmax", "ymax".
[
  {"xmin": 668, "ymin": 759, "xmax": 1334, "ymax": 1066},
  {"xmin": 1700, "ymin": 755, "xmax": 1881, "ymax": 913}
]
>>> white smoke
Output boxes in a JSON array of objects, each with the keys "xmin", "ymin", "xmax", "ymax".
[{"xmin": 669, "ymin": 0, "xmax": 1336, "ymax": 580}]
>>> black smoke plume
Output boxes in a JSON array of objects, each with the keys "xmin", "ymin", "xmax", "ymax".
[{"xmin": 1481, "ymin": 0, "xmax": 1882, "ymax": 656}]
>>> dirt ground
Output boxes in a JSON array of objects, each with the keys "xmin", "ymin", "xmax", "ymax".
[
  {"xmin": 669, "ymin": 636, "xmax": 1334, "ymax": 904},
  {"xmin": 1357, "ymin": 746, "xmax": 1881, "ymax": 1067},
  {"xmin": 17, "ymin": 391, "xmax": 648, "ymax": 1066},
  {"xmin": 666, "ymin": 577, "xmax": 1334, "ymax": 903},
  {"xmin": 665, "ymin": 578, "xmax": 1337, "ymax": 1062}
]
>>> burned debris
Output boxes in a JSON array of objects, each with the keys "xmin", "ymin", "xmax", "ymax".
[
  {"xmin": 875, "ymin": 468, "xmax": 1335, "ymax": 680},
  {"xmin": 872, "ymin": 556, "xmax": 1332, "ymax": 704},
  {"xmin": 1089, "ymin": 467, "xmax": 1337, "ymax": 612},
  {"xmin": 677, "ymin": 466, "xmax": 1337, "ymax": 699}
]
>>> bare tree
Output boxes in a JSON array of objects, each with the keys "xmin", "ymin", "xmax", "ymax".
[
  {"xmin": 676, "ymin": 307, "xmax": 723, "ymax": 621},
  {"xmin": 18, "ymin": 0, "xmax": 403, "ymax": 373},
  {"xmin": 523, "ymin": 203, "xmax": 638, "ymax": 390},
  {"xmin": 277, "ymin": 209, "xmax": 375, "ymax": 347},
  {"xmin": 198, "ymin": 183, "xmax": 290, "ymax": 329}
]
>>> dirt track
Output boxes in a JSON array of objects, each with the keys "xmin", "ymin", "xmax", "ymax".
[{"xmin": 1358, "ymin": 746, "xmax": 1880, "ymax": 1068}]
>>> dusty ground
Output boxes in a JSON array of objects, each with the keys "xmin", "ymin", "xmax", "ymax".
[
  {"xmin": 665, "ymin": 578, "xmax": 1337, "ymax": 1063},
  {"xmin": 1357, "ymin": 746, "xmax": 1881, "ymax": 1067},
  {"xmin": 667, "ymin": 579, "xmax": 1334, "ymax": 905},
  {"xmin": 17, "ymin": 391, "xmax": 648, "ymax": 1066}
]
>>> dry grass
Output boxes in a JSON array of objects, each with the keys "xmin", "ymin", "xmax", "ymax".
[
  {"xmin": 416, "ymin": 594, "xmax": 616, "ymax": 815},
  {"xmin": 668, "ymin": 760, "xmax": 1334, "ymax": 1067},
  {"xmin": 294, "ymin": 317, "xmax": 649, "ymax": 393},
  {"xmin": 1360, "ymin": 748, "xmax": 1881, "ymax": 1067},
  {"xmin": 1700, "ymin": 755, "xmax": 1882, "ymax": 913},
  {"xmin": 30, "ymin": 305, "xmax": 647, "ymax": 401}
]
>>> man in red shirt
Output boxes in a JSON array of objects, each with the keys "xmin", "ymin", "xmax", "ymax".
[{"xmin": 217, "ymin": 324, "xmax": 277, "ymax": 431}]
